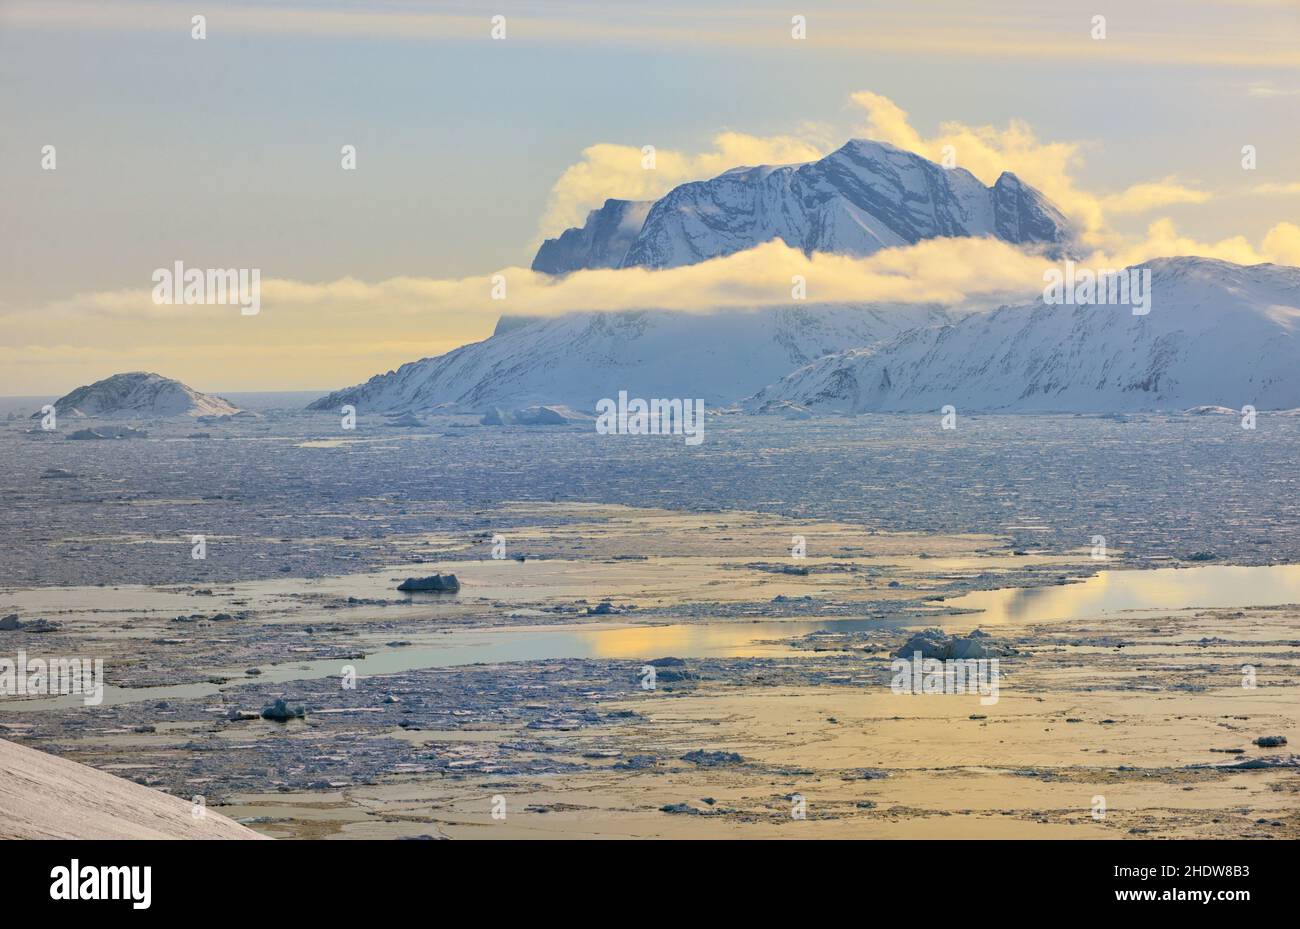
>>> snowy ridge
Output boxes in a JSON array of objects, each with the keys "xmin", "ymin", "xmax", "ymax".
[
  {"xmin": 306, "ymin": 304, "xmax": 951, "ymax": 413},
  {"xmin": 743, "ymin": 258, "xmax": 1300, "ymax": 413}
]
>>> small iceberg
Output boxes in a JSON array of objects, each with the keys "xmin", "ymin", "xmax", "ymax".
[
  {"xmin": 384, "ymin": 412, "xmax": 426, "ymax": 427},
  {"xmin": 66, "ymin": 425, "xmax": 148, "ymax": 440},
  {"xmin": 480, "ymin": 405, "xmax": 592, "ymax": 426}
]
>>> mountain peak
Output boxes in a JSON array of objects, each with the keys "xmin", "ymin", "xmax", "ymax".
[
  {"xmin": 832, "ymin": 138, "xmax": 909, "ymax": 158},
  {"xmin": 534, "ymin": 138, "xmax": 1076, "ymax": 273}
]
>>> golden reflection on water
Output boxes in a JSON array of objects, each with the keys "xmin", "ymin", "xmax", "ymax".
[
  {"xmin": 947, "ymin": 564, "xmax": 1300, "ymax": 623},
  {"xmin": 581, "ymin": 623, "xmax": 795, "ymax": 659}
]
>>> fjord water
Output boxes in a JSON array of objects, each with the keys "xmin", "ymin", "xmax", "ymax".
[{"xmin": 11, "ymin": 562, "xmax": 1300, "ymax": 712}]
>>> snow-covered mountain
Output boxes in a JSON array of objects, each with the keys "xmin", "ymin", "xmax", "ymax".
[
  {"xmin": 36, "ymin": 372, "xmax": 241, "ymax": 418},
  {"xmin": 533, "ymin": 139, "xmax": 1074, "ymax": 272},
  {"xmin": 743, "ymin": 258, "xmax": 1300, "ymax": 413},
  {"xmin": 307, "ymin": 304, "xmax": 951, "ymax": 413},
  {"xmin": 531, "ymin": 199, "xmax": 653, "ymax": 274}
]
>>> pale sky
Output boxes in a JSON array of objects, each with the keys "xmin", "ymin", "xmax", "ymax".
[{"xmin": 2, "ymin": 0, "xmax": 1298, "ymax": 395}]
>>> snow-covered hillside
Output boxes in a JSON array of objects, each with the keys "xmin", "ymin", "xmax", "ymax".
[
  {"xmin": 533, "ymin": 139, "xmax": 1074, "ymax": 272},
  {"xmin": 36, "ymin": 372, "xmax": 241, "ymax": 419},
  {"xmin": 319, "ymin": 139, "xmax": 1295, "ymax": 417},
  {"xmin": 307, "ymin": 304, "xmax": 951, "ymax": 413},
  {"xmin": 743, "ymin": 258, "xmax": 1300, "ymax": 413}
]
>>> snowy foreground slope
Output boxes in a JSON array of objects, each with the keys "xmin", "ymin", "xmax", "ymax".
[
  {"xmin": 534, "ymin": 139, "xmax": 1074, "ymax": 272},
  {"xmin": 36, "ymin": 372, "xmax": 240, "ymax": 418},
  {"xmin": 0, "ymin": 738, "xmax": 261, "ymax": 839},
  {"xmin": 744, "ymin": 258, "xmax": 1300, "ymax": 413},
  {"xmin": 307, "ymin": 305, "xmax": 950, "ymax": 413}
]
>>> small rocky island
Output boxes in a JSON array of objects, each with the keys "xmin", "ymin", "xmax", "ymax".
[{"xmin": 396, "ymin": 573, "xmax": 460, "ymax": 592}]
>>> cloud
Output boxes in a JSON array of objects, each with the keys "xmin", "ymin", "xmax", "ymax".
[
  {"xmin": 1261, "ymin": 223, "xmax": 1300, "ymax": 265},
  {"xmin": 1251, "ymin": 182, "xmax": 1300, "ymax": 195},
  {"xmin": 1245, "ymin": 82, "xmax": 1300, "ymax": 98},
  {"xmin": 1101, "ymin": 180, "xmax": 1212, "ymax": 215},
  {"xmin": 846, "ymin": 91, "xmax": 927, "ymax": 154},
  {"xmin": 1097, "ymin": 219, "xmax": 1300, "ymax": 268},
  {"xmin": 538, "ymin": 131, "xmax": 829, "ymax": 237},
  {"xmin": 517, "ymin": 237, "xmax": 1051, "ymax": 312},
  {"xmin": 14, "ymin": 236, "xmax": 1049, "ymax": 324}
]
